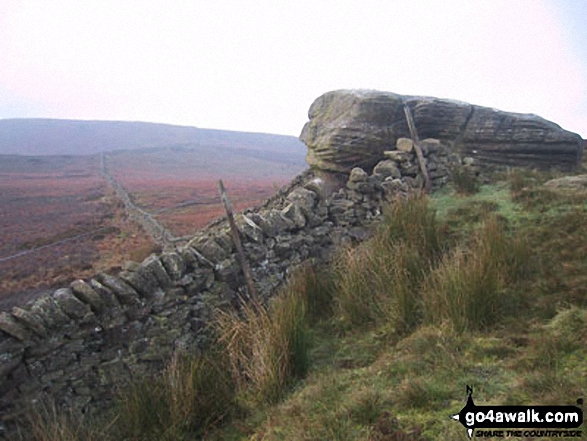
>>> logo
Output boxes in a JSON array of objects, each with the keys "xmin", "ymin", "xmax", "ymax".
[{"xmin": 451, "ymin": 386, "xmax": 583, "ymax": 439}]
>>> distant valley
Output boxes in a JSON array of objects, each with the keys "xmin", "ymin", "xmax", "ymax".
[{"xmin": 0, "ymin": 119, "xmax": 307, "ymax": 308}]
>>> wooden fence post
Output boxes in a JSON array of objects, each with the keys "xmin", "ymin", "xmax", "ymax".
[
  {"xmin": 403, "ymin": 104, "xmax": 432, "ymax": 193},
  {"xmin": 218, "ymin": 179, "xmax": 258, "ymax": 301}
]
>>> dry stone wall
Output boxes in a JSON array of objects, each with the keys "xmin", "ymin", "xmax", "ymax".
[
  {"xmin": 0, "ymin": 136, "xmax": 462, "ymax": 436},
  {"xmin": 1, "ymin": 89, "xmax": 581, "ymax": 437}
]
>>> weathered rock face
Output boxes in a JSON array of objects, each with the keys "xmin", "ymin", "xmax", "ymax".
[
  {"xmin": 300, "ymin": 90, "xmax": 584, "ymax": 173},
  {"xmin": 300, "ymin": 90, "xmax": 405, "ymax": 173}
]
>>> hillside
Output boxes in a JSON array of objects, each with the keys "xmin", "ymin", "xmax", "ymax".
[
  {"xmin": 0, "ymin": 140, "xmax": 306, "ymax": 309},
  {"xmin": 13, "ymin": 168, "xmax": 587, "ymax": 441},
  {"xmin": 0, "ymin": 118, "xmax": 305, "ymax": 156},
  {"xmin": 1, "ymin": 91, "xmax": 585, "ymax": 440}
]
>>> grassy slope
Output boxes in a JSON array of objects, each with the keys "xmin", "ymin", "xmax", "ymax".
[
  {"xmin": 22, "ymin": 168, "xmax": 587, "ymax": 441},
  {"xmin": 208, "ymin": 169, "xmax": 587, "ymax": 441}
]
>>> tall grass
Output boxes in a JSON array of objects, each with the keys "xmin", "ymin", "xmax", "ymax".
[
  {"xmin": 17, "ymin": 401, "xmax": 109, "ymax": 441},
  {"xmin": 215, "ymin": 271, "xmax": 310, "ymax": 406},
  {"xmin": 422, "ymin": 217, "xmax": 529, "ymax": 332},
  {"xmin": 296, "ymin": 262, "xmax": 335, "ymax": 323},
  {"xmin": 334, "ymin": 195, "xmax": 443, "ymax": 333},
  {"xmin": 114, "ymin": 351, "xmax": 235, "ymax": 440},
  {"xmin": 378, "ymin": 193, "xmax": 443, "ymax": 261}
]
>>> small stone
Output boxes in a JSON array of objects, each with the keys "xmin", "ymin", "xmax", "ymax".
[
  {"xmin": 348, "ymin": 167, "xmax": 369, "ymax": 183},
  {"xmin": 11, "ymin": 307, "xmax": 47, "ymax": 338},
  {"xmin": 286, "ymin": 187, "xmax": 317, "ymax": 213},
  {"xmin": 420, "ymin": 138, "xmax": 442, "ymax": 154},
  {"xmin": 193, "ymin": 239, "xmax": 227, "ymax": 264},
  {"xmin": 396, "ymin": 138, "xmax": 414, "ymax": 153},
  {"xmin": 70, "ymin": 280, "xmax": 106, "ymax": 313},
  {"xmin": 53, "ymin": 288, "xmax": 92, "ymax": 319},
  {"xmin": 281, "ymin": 203, "xmax": 307, "ymax": 229},
  {"xmin": 119, "ymin": 270, "xmax": 156, "ymax": 299},
  {"xmin": 383, "ymin": 150, "xmax": 411, "ymax": 162},
  {"xmin": 373, "ymin": 160, "xmax": 402, "ymax": 179},
  {"xmin": 160, "ymin": 252, "xmax": 186, "ymax": 280},
  {"xmin": 0, "ymin": 312, "xmax": 30, "ymax": 341},
  {"xmin": 141, "ymin": 255, "xmax": 173, "ymax": 287},
  {"xmin": 30, "ymin": 295, "xmax": 70, "ymax": 329},
  {"xmin": 89, "ymin": 279, "xmax": 120, "ymax": 307},
  {"xmin": 95, "ymin": 274, "xmax": 140, "ymax": 306},
  {"xmin": 238, "ymin": 215, "xmax": 264, "ymax": 243}
]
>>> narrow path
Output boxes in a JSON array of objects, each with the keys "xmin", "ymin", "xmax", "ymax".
[{"xmin": 99, "ymin": 153, "xmax": 177, "ymax": 248}]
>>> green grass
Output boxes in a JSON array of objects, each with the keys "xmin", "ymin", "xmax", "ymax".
[
  {"xmin": 215, "ymin": 270, "xmax": 311, "ymax": 407},
  {"xmin": 22, "ymin": 168, "xmax": 587, "ymax": 441},
  {"xmin": 111, "ymin": 351, "xmax": 235, "ymax": 440},
  {"xmin": 422, "ymin": 217, "xmax": 530, "ymax": 332},
  {"xmin": 334, "ymin": 195, "xmax": 443, "ymax": 333}
]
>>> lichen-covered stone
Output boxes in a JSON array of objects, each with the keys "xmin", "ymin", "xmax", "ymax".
[
  {"xmin": 70, "ymin": 280, "xmax": 106, "ymax": 313},
  {"xmin": 237, "ymin": 215, "xmax": 264, "ymax": 243},
  {"xmin": 396, "ymin": 138, "xmax": 413, "ymax": 152},
  {"xmin": 192, "ymin": 238, "xmax": 227, "ymax": 264},
  {"xmin": 0, "ymin": 312, "xmax": 30, "ymax": 341},
  {"xmin": 141, "ymin": 255, "xmax": 173, "ymax": 288},
  {"xmin": 119, "ymin": 270, "xmax": 156, "ymax": 299},
  {"xmin": 281, "ymin": 203, "xmax": 306, "ymax": 229},
  {"xmin": 373, "ymin": 160, "xmax": 401, "ymax": 179},
  {"xmin": 30, "ymin": 295, "xmax": 70, "ymax": 329},
  {"xmin": 11, "ymin": 307, "xmax": 47, "ymax": 338},
  {"xmin": 89, "ymin": 279, "xmax": 120, "ymax": 308},
  {"xmin": 53, "ymin": 288, "xmax": 92, "ymax": 320},
  {"xmin": 0, "ymin": 344, "xmax": 24, "ymax": 377},
  {"xmin": 160, "ymin": 252, "xmax": 186, "ymax": 280},
  {"xmin": 259, "ymin": 210, "xmax": 294, "ymax": 236},
  {"xmin": 286, "ymin": 187, "xmax": 317, "ymax": 212},
  {"xmin": 95, "ymin": 274, "xmax": 140, "ymax": 306}
]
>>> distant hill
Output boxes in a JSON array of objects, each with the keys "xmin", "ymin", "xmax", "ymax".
[{"xmin": 0, "ymin": 118, "xmax": 305, "ymax": 156}]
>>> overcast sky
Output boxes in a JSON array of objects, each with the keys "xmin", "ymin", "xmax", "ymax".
[{"xmin": 1, "ymin": 0, "xmax": 586, "ymax": 138}]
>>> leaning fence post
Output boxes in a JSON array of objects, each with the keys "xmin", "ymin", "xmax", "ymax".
[
  {"xmin": 403, "ymin": 104, "xmax": 432, "ymax": 193},
  {"xmin": 218, "ymin": 179, "xmax": 258, "ymax": 301}
]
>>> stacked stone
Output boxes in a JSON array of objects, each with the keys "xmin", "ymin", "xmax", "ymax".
[
  {"xmin": 0, "ymin": 166, "xmax": 416, "ymax": 435},
  {"xmin": 374, "ymin": 137, "xmax": 458, "ymax": 191},
  {"xmin": 0, "ymin": 249, "xmax": 218, "ymax": 431}
]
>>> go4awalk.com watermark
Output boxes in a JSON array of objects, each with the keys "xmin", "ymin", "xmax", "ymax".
[{"xmin": 451, "ymin": 386, "xmax": 583, "ymax": 439}]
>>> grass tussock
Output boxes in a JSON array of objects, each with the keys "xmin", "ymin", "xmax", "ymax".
[
  {"xmin": 334, "ymin": 195, "xmax": 442, "ymax": 333},
  {"xmin": 113, "ymin": 351, "xmax": 235, "ymax": 440},
  {"xmin": 215, "ymin": 271, "xmax": 311, "ymax": 406},
  {"xmin": 422, "ymin": 217, "xmax": 530, "ymax": 332},
  {"xmin": 19, "ymin": 401, "xmax": 109, "ymax": 441}
]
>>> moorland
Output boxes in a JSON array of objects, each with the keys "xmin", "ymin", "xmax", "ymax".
[
  {"xmin": 0, "ymin": 120, "xmax": 306, "ymax": 309},
  {"xmin": 21, "ymin": 165, "xmax": 587, "ymax": 441}
]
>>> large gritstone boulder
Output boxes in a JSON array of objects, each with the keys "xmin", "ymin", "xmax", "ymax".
[{"xmin": 300, "ymin": 90, "xmax": 584, "ymax": 173}]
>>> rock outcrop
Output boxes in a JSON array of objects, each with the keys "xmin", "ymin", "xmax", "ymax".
[
  {"xmin": 1, "ymin": 90, "xmax": 583, "ymax": 436},
  {"xmin": 300, "ymin": 90, "xmax": 584, "ymax": 173}
]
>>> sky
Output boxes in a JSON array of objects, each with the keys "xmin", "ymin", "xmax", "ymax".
[{"xmin": 1, "ymin": 0, "xmax": 586, "ymax": 138}]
